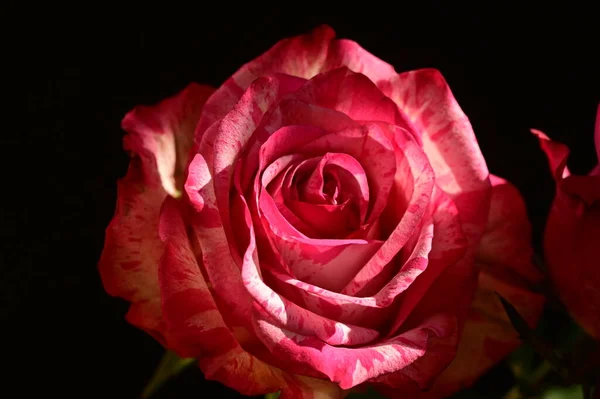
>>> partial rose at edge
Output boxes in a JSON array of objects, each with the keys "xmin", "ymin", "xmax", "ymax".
[{"xmin": 532, "ymin": 105, "xmax": 600, "ymax": 339}]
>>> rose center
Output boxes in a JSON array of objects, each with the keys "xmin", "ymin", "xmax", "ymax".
[
  {"xmin": 322, "ymin": 175, "xmax": 341, "ymax": 205},
  {"xmin": 264, "ymin": 152, "xmax": 370, "ymax": 239}
]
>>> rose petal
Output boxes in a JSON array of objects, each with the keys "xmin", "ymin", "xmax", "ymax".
[
  {"xmin": 531, "ymin": 128, "xmax": 571, "ymax": 180},
  {"xmin": 185, "ymin": 154, "xmax": 253, "ymax": 331},
  {"xmin": 185, "ymin": 75, "xmax": 307, "ymax": 328},
  {"xmin": 241, "ymin": 188, "xmax": 381, "ymax": 346},
  {"xmin": 379, "ymin": 177, "xmax": 542, "ymax": 396},
  {"xmin": 186, "ymin": 75, "xmax": 381, "ymax": 347},
  {"xmin": 404, "ymin": 175, "xmax": 545, "ymax": 397},
  {"xmin": 195, "ymin": 25, "xmax": 336, "ymax": 138},
  {"xmin": 158, "ymin": 196, "xmax": 237, "ymax": 357},
  {"xmin": 238, "ymin": 65, "xmax": 408, "ymax": 198},
  {"xmin": 369, "ymin": 269, "xmax": 468, "ymax": 392},
  {"xmin": 99, "ymin": 83, "xmax": 213, "ymax": 342},
  {"xmin": 547, "ymin": 207, "xmax": 600, "ymax": 340},
  {"xmin": 287, "ymin": 200, "xmax": 354, "ymax": 238},
  {"xmin": 478, "ymin": 175, "xmax": 544, "ymax": 283},
  {"xmin": 157, "ymin": 196, "xmax": 298, "ymax": 395},
  {"xmin": 263, "ymin": 154, "xmax": 322, "ymax": 237},
  {"xmin": 316, "ymin": 41, "xmax": 491, "ymax": 216},
  {"xmin": 534, "ymin": 129, "xmax": 600, "ymax": 339},
  {"xmin": 253, "ymin": 128, "xmax": 439, "ymax": 329},
  {"xmin": 533, "ymin": 128, "xmax": 600, "ymax": 204},
  {"xmin": 251, "ymin": 34, "xmax": 493, "ymax": 249},
  {"xmin": 322, "ymin": 37, "xmax": 397, "ymax": 84},
  {"xmin": 341, "ymin": 125, "xmax": 434, "ymax": 296},
  {"xmin": 229, "ymin": 99, "xmax": 360, "ymax": 196},
  {"xmin": 256, "ymin": 124, "xmax": 393, "ymax": 291},
  {"xmin": 253, "ymin": 308, "xmax": 454, "ymax": 390},
  {"xmin": 259, "ymin": 182, "xmax": 384, "ymax": 293},
  {"xmin": 263, "ymin": 216, "xmax": 432, "ymax": 330},
  {"xmin": 264, "ymin": 99, "xmax": 359, "ymax": 137},
  {"xmin": 297, "ymin": 123, "xmax": 396, "ymax": 224},
  {"xmin": 385, "ymin": 69, "xmax": 491, "ymax": 242},
  {"xmin": 265, "ymin": 184, "xmax": 465, "ymax": 335},
  {"xmin": 298, "ymin": 152, "xmax": 368, "ymax": 207},
  {"xmin": 268, "ymin": 151, "xmax": 370, "ymax": 238},
  {"xmin": 98, "ymin": 158, "xmax": 168, "ymax": 342},
  {"xmin": 363, "ymin": 192, "xmax": 476, "ymax": 393},
  {"xmin": 370, "ymin": 316, "xmax": 459, "ymax": 394},
  {"xmin": 122, "ymin": 83, "xmax": 214, "ymax": 197},
  {"xmin": 209, "ymin": 75, "xmax": 307, "ymax": 241},
  {"xmin": 379, "ymin": 186, "xmax": 467, "ymax": 334},
  {"xmin": 291, "ymin": 67, "xmax": 409, "ymax": 129}
]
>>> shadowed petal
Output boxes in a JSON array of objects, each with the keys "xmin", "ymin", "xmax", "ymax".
[
  {"xmin": 99, "ymin": 83, "xmax": 213, "ymax": 342},
  {"xmin": 534, "ymin": 127, "xmax": 600, "ymax": 339},
  {"xmin": 405, "ymin": 175, "xmax": 545, "ymax": 397}
]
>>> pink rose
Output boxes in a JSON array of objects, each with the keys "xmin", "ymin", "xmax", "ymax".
[
  {"xmin": 100, "ymin": 25, "xmax": 544, "ymax": 398},
  {"xmin": 533, "ymin": 105, "xmax": 600, "ymax": 340}
]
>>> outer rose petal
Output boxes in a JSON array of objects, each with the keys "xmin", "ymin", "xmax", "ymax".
[
  {"xmin": 412, "ymin": 175, "xmax": 545, "ymax": 398},
  {"xmin": 122, "ymin": 83, "xmax": 215, "ymax": 197},
  {"xmin": 534, "ymin": 126, "xmax": 600, "ymax": 339},
  {"xmin": 384, "ymin": 69, "xmax": 491, "ymax": 239},
  {"xmin": 195, "ymin": 25, "xmax": 336, "ymax": 137},
  {"xmin": 99, "ymin": 159, "xmax": 168, "ymax": 341},
  {"xmin": 98, "ymin": 83, "xmax": 213, "ymax": 342},
  {"xmin": 159, "ymin": 197, "xmax": 342, "ymax": 397}
]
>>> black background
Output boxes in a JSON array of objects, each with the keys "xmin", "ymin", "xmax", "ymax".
[{"xmin": 7, "ymin": 10, "xmax": 599, "ymax": 398}]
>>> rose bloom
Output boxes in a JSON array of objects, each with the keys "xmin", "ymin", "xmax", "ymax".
[
  {"xmin": 533, "ymin": 105, "xmax": 600, "ymax": 340},
  {"xmin": 100, "ymin": 26, "xmax": 544, "ymax": 398}
]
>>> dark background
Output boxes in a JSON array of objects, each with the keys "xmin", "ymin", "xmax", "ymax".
[{"xmin": 6, "ymin": 10, "xmax": 599, "ymax": 398}]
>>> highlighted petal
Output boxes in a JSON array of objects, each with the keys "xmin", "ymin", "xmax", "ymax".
[
  {"xmin": 385, "ymin": 69, "xmax": 491, "ymax": 246},
  {"xmin": 99, "ymin": 157, "xmax": 168, "ymax": 341},
  {"xmin": 196, "ymin": 25, "xmax": 336, "ymax": 137},
  {"xmin": 158, "ymin": 197, "xmax": 291, "ymax": 395},
  {"xmin": 122, "ymin": 83, "xmax": 214, "ymax": 197},
  {"xmin": 253, "ymin": 309, "xmax": 453, "ymax": 390},
  {"xmin": 99, "ymin": 83, "xmax": 213, "ymax": 341},
  {"xmin": 185, "ymin": 75, "xmax": 307, "ymax": 332}
]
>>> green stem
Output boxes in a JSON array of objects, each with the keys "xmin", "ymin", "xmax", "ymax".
[{"xmin": 141, "ymin": 351, "xmax": 195, "ymax": 399}]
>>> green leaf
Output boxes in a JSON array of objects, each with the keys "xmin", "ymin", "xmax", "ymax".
[
  {"xmin": 265, "ymin": 391, "xmax": 281, "ymax": 399},
  {"xmin": 141, "ymin": 350, "xmax": 195, "ymax": 398},
  {"xmin": 541, "ymin": 385, "xmax": 584, "ymax": 399}
]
